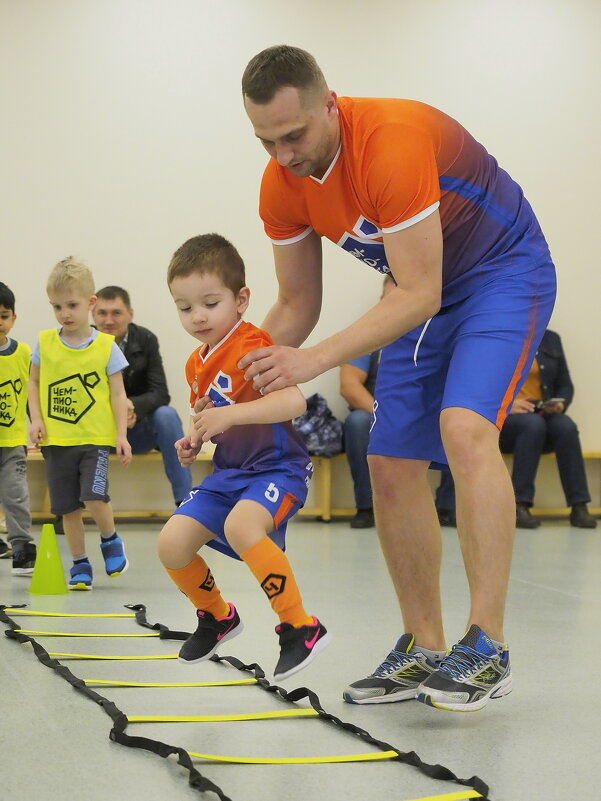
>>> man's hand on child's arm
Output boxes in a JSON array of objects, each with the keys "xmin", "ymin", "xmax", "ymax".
[
  {"xmin": 116, "ymin": 435, "xmax": 132, "ymax": 466},
  {"xmin": 29, "ymin": 419, "xmax": 46, "ymax": 446}
]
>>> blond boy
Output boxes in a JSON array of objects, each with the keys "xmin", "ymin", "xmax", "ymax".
[{"xmin": 28, "ymin": 258, "xmax": 132, "ymax": 590}]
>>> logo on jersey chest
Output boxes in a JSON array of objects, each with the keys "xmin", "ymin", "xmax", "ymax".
[
  {"xmin": 47, "ymin": 372, "xmax": 100, "ymax": 423},
  {"xmin": 0, "ymin": 378, "xmax": 24, "ymax": 427},
  {"xmin": 336, "ymin": 216, "xmax": 390, "ymax": 274},
  {"xmin": 206, "ymin": 370, "xmax": 235, "ymax": 407}
]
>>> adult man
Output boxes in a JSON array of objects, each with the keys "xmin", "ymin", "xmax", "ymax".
[
  {"xmin": 239, "ymin": 45, "xmax": 557, "ymax": 712},
  {"xmin": 93, "ymin": 287, "xmax": 192, "ymax": 507},
  {"xmin": 340, "ymin": 275, "xmax": 395, "ymax": 529}
]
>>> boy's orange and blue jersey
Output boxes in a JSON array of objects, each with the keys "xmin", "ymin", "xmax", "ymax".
[
  {"xmin": 175, "ymin": 320, "xmax": 312, "ymax": 558},
  {"xmin": 259, "ymin": 97, "xmax": 556, "ymax": 467}
]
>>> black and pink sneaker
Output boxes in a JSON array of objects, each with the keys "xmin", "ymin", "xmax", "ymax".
[
  {"xmin": 178, "ymin": 603, "xmax": 243, "ymax": 664},
  {"xmin": 273, "ymin": 617, "xmax": 332, "ymax": 682}
]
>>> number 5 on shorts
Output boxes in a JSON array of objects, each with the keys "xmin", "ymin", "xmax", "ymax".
[{"xmin": 264, "ymin": 482, "xmax": 280, "ymax": 503}]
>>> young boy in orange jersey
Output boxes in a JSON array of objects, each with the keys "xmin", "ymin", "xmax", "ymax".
[
  {"xmin": 28, "ymin": 258, "xmax": 132, "ymax": 590},
  {"xmin": 158, "ymin": 233, "xmax": 330, "ymax": 682}
]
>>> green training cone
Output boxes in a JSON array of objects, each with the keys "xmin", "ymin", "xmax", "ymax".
[{"xmin": 29, "ymin": 523, "xmax": 68, "ymax": 595}]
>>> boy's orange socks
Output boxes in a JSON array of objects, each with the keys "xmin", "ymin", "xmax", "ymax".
[
  {"xmin": 166, "ymin": 555, "xmax": 230, "ymax": 620},
  {"xmin": 241, "ymin": 536, "xmax": 313, "ymax": 627}
]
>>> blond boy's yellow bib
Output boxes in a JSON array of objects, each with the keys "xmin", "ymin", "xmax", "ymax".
[
  {"xmin": 39, "ymin": 329, "xmax": 116, "ymax": 446},
  {"xmin": 0, "ymin": 340, "xmax": 31, "ymax": 447}
]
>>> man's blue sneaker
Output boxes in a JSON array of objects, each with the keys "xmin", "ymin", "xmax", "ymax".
[
  {"xmin": 100, "ymin": 535, "xmax": 129, "ymax": 577},
  {"xmin": 343, "ymin": 633, "xmax": 437, "ymax": 704},
  {"xmin": 417, "ymin": 624, "xmax": 512, "ymax": 712},
  {"xmin": 69, "ymin": 560, "xmax": 93, "ymax": 591}
]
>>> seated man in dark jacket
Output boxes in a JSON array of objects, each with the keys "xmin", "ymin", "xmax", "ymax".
[
  {"xmin": 93, "ymin": 286, "xmax": 192, "ymax": 507},
  {"xmin": 434, "ymin": 330, "xmax": 597, "ymax": 529}
]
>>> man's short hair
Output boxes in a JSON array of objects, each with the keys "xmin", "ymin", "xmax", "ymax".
[
  {"xmin": 242, "ymin": 44, "xmax": 327, "ymax": 105},
  {"xmin": 0, "ymin": 282, "xmax": 16, "ymax": 312},
  {"xmin": 47, "ymin": 257, "xmax": 95, "ymax": 298},
  {"xmin": 167, "ymin": 234, "xmax": 246, "ymax": 295},
  {"xmin": 96, "ymin": 286, "xmax": 132, "ymax": 308}
]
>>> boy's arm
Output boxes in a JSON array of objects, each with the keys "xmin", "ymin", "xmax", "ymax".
[
  {"xmin": 28, "ymin": 363, "xmax": 46, "ymax": 445},
  {"xmin": 109, "ymin": 371, "xmax": 132, "ymax": 466},
  {"xmin": 192, "ymin": 386, "xmax": 306, "ymax": 443}
]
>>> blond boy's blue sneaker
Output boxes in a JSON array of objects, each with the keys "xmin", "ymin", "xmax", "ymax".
[
  {"xmin": 417, "ymin": 625, "xmax": 512, "ymax": 712},
  {"xmin": 100, "ymin": 534, "xmax": 128, "ymax": 577},
  {"xmin": 69, "ymin": 560, "xmax": 93, "ymax": 591}
]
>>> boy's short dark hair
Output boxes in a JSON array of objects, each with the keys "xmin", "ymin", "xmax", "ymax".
[
  {"xmin": 0, "ymin": 282, "xmax": 15, "ymax": 312},
  {"xmin": 96, "ymin": 286, "xmax": 132, "ymax": 308},
  {"xmin": 242, "ymin": 45, "xmax": 327, "ymax": 105},
  {"xmin": 167, "ymin": 234, "xmax": 246, "ymax": 295}
]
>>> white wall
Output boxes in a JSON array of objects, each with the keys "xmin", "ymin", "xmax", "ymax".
[{"xmin": 2, "ymin": 0, "xmax": 600, "ymax": 445}]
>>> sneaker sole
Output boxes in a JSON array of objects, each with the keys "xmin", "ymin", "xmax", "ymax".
[
  {"xmin": 417, "ymin": 673, "xmax": 513, "ymax": 712},
  {"xmin": 343, "ymin": 686, "xmax": 419, "ymax": 705},
  {"xmin": 106, "ymin": 558, "xmax": 129, "ymax": 578},
  {"xmin": 69, "ymin": 582, "xmax": 93, "ymax": 591},
  {"xmin": 11, "ymin": 567, "xmax": 35, "ymax": 576},
  {"xmin": 273, "ymin": 630, "xmax": 333, "ymax": 682},
  {"xmin": 178, "ymin": 620, "xmax": 244, "ymax": 665}
]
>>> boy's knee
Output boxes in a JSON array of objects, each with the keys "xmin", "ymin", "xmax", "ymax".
[
  {"xmin": 158, "ymin": 524, "xmax": 182, "ymax": 565},
  {"xmin": 157, "ymin": 527, "xmax": 169, "ymax": 562}
]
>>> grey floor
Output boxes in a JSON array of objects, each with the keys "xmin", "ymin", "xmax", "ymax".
[{"xmin": 2, "ymin": 517, "xmax": 600, "ymax": 801}]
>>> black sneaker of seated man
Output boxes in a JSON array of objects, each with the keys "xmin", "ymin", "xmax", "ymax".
[
  {"xmin": 437, "ymin": 508, "xmax": 456, "ymax": 527},
  {"xmin": 570, "ymin": 503, "xmax": 597, "ymax": 529},
  {"xmin": 350, "ymin": 508, "xmax": 374, "ymax": 529},
  {"xmin": 516, "ymin": 502, "xmax": 540, "ymax": 529}
]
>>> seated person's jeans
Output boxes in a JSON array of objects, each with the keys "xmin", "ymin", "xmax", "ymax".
[
  {"xmin": 126, "ymin": 406, "xmax": 193, "ymax": 505},
  {"xmin": 435, "ymin": 411, "xmax": 590, "ymax": 510},
  {"xmin": 343, "ymin": 409, "xmax": 373, "ymax": 510},
  {"xmin": 499, "ymin": 412, "xmax": 590, "ymax": 507}
]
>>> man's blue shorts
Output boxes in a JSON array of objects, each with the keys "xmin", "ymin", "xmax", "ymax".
[
  {"xmin": 171, "ymin": 467, "xmax": 308, "ymax": 560},
  {"xmin": 369, "ymin": 261, "xmax": 557, "ymax": 469}
]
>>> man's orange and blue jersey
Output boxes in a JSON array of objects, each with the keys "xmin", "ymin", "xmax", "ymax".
[
  {"xmin": 259, "ymin": 96, "xmax": 557, "ymax": 463},
  {"xmin": 175, "ymin": 320, "xmax": 312, "ymax": 558},
  {"xmin": 260, "ymin": 97, "xmax": 552, "ymax": 306}
]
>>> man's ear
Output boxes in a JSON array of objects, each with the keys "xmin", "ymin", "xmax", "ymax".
[
  {"xmin": 89, "ymin": 295, "xmax": 97, "ymax": 310},
  {"xmin": 237, "ymin": 287, "xmax": 250, "ymax": 314}
]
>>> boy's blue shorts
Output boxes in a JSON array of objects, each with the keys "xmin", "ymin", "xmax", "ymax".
[
  {"xmin": 171, "ymin": 467, "xmax": 308, "ymax": 560},
  {"xmin": 369, "ymin": 261, "xmax": 557, "ymax": 469}
]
